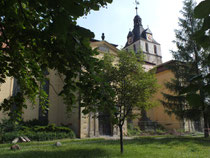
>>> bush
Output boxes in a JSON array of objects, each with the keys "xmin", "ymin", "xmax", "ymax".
[
  {"xmin": 20, "ymin": 119, "xmax": 48, "ymax": 127},
  {"xmin": 32, "ymin": 124, "xmax": 73, "ymax": 133},
  {"xmin": 0, "ymin": 119, "xmax": 21, "ymax": 132},
  {"xmin": 0, "ymin": 119, "xmax": 76, "ymax": 143},
  {"xmin": 1, "ymin": 130, "xmax": 75, "ymax": 143},
  {"xmin": 127, "ymin": 124, "xmax": 141, "ymax": 136}
]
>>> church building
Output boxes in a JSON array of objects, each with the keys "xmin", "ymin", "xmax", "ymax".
[{"xmin": 0, "ymin": 1, "xmax": 200, "ymax": 139}]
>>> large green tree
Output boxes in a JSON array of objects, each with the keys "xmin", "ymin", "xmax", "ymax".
[
  {"xmin": 81, "ymin": 51, "xmax": 158, "ymax": 153},
  {"xmin": 162, "ymin": 0, "xmax": 210, "ymax": 137},
  {"xmin": 0, "ymin": 0, "xmax": 112, "ymax": 121}
]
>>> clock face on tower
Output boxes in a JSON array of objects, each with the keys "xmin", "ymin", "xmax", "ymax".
[
  {"xmin": 146, "ymin": 34, "xmax": 153, "ymax": 42},
  {"xmin": 128, "ymin": 37, "xmax": 133, "ymax": 45}
]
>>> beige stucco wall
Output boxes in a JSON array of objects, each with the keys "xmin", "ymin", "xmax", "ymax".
[
  {"xmin": 0, "ymin": 77, "xmax": 39, "ymax": 121},
  {"xmin": 147, "ymin": 70, "xmax": 183, "ymax": 130},
  {"xmin": 0, "ymin": 77, "xmax": 13, "ymax": 121},
  {"xmin": 22, "ymin": 69, "xmax": 80, "ymax": 137},
  {"xmin": 22, "ymin": 99, "xmax": 39, "ymax": 121}
]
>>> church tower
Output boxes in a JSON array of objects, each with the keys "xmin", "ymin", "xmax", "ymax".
[{"xmin": 124, "ymin": 1, "xmax": 162, "ymax": 70}]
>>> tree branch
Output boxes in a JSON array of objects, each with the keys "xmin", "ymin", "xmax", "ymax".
[{"xmin": 17, "ymin": 0, "xmax": 28, "ymax": 22}]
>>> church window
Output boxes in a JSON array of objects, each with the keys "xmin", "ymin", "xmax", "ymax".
[
  {"xmin": 145, "ymin": 43, "xmax": 149, "ymax": 52},
  {"xmin": 98, "ymin": 46, "xmax": 109, "ymax": 53},
  {"xmin": 133, "ymin": 44, "xmax": 136, "ymax": 53},
  {"xmin": 154, "ymin": 45, "xmax": 157, "ymax": 54}
]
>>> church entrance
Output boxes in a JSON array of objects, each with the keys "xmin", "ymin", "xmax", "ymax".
[{"xmin": 98, "ymin": 113, "xmax": 112, "ymax": 136}]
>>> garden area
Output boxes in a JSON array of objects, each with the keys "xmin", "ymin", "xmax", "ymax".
[{"xmin": 0, "ymin": 136, "xmax": 209, "ymax": 158}]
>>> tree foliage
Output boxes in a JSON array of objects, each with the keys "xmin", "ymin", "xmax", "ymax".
[
  {"xmin": 193, "ymin": 0, "xmax": 210, "ymax": 106},
  {"xmin": 162, "ymin": 0, "xmax": 210, "ymax": 137},
  {"xmin": 194, "ymin": 0, "xmax": 210, "ymax": 49},
  {"xmin": 82, "ymin": 51, "xmax": 158, "ymax": 153},
  {"xmin": 0, "ymin": 0, "xmax": 112, "ymax": 121}
]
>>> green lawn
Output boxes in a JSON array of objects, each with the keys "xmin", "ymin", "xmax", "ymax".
[{"xmin": 0, "ymin": 136, "xmax": 210, "ymax": 158}]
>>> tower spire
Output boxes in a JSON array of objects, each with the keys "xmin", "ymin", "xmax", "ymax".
[{"xmin": 135, "ymin": 0, "xmax": 140, "ymax": 15}]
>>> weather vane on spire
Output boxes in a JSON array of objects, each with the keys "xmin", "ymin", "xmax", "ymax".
[{"xmin": 135, "ymin": 0, "xmax": 140, "ymax": 15}]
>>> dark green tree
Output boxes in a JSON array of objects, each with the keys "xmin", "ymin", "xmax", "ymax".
[
  {"xmin": 194, "ymin": 0, "xmax": 210, "ymax": 50},
  {"xmin": 162, "ymin": 0, "xmax": 210, "ymax": 137},
  {"xmin": 81, "ymin": 51, "xmax": 158, "ymax": 153},
  {"xmin": 0, "ymin": 0, "xmax": 112, "ymax": 121},
  {"xmin": 193, "ymin": 0, "xmax": 210, "ymax": 118}
]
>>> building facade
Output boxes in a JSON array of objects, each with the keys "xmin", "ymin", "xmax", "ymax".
[{"xmin": 0, "ymin": 39, "xmax": 127, "ymax": 138}]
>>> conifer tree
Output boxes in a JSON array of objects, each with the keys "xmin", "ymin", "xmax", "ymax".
[{"xmin": 162, "ymin": 0, "xmax": 210, "ymax": 137}]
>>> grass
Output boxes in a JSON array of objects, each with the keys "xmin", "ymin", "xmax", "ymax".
[{"xmin": 0, "ymin": 136, "xmax": 210, "ymax": 158}]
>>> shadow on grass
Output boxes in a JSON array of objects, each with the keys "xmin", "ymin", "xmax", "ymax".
[
  {"xmin": 88, "ymin": 136, "xmax": 210, "ymax": 147},
  {"xmin": 127, "ymin": 137, "xmax": 210, "ymax": 147},
  {"xmin": 1, "ymin": 148, "xmax": 109, "ymax": 158}
]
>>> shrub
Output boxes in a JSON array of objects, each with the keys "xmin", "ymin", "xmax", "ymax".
[
  {"xmin": 127, "ymin": 124, "xmax": 141, "ymax": 136},
  {"xmin": 21, "ymin": 119, "xmax": 48, "ymax": 127},
  {"xmin": 0, "ymin": 119, "xmax": 21, "ymax": 132},
  {"xmin": 0, "ymin": 119, "xmax": 76, "ymax": 143},
  {"xmin": 32, "ymin": 124, "xmax": 73, "ymax": 133},
  {"xmin": 1, "ymin": 130, "xmax": 75, "ymax": 143}
]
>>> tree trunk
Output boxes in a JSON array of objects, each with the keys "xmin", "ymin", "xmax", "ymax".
[
  {"xmin": 119, "ymin": 125, "xmax": 123, "ymax": 154},
  {"xmin": 203, "ymin": 112, "xmax": 209, "ymax": 138}
]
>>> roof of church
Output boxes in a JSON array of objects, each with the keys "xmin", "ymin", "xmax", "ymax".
[
  {"xmin": 90, "ymin": 39, "xmax": 118, "ymax": 48},
  {"xmin": 154, "ymin": 60, "xmax": 175, "ymax": 73},
  {"xmin": 124, "ymin": 14, "xmax": 160, "ymax": 48},
  {"xmin": 145, "ymin": 28, "xmax": 152, "ymax": 34}
]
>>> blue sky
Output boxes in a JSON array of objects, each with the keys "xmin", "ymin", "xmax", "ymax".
[{"xmin": 77, "ymin": 0, "xmax": 202, "ymax": 62}]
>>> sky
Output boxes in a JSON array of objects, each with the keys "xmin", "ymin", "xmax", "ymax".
[{"xmin": 77, "ymin": 0, "xmax": 202, "ymax": 62}]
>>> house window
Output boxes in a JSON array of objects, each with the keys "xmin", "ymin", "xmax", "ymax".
[
  {"xmin": 133, "ymin": 44, "xmax": 136, "ymax": 53},
  {"xmin": 154, "ymin": 45, "xmax": 157, "ymax": 54},
  {"xmin": 145, "ymin": 43, "xmax": 149, "ymax": 52}
]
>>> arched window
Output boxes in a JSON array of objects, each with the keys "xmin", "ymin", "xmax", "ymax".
[
  {"xmin": 145, "ymin": 43, "xmax": 149, "ymax": 52},
  {"xmin": 154, "ymin": 45, "xmax": 157, "ymax": 54}
]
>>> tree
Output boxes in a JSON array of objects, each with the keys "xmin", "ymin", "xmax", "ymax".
[
  {"xmin": 194, "ymin": 0, "xmax": 210, "ymax": 50},
  {"xmin": 193, "ymin": 0, "xmax": 210, "ymax": 121},
  {"xmin": 162, "ymin": 0, "xmax": 210, "ymax": 137},
  {"xmin": 81, "ymin": 51, "xmax": 158, "ymax": 153},
  {"xmin": 0, "ymin": 0, "xmax": 112, "ymax": 121}
]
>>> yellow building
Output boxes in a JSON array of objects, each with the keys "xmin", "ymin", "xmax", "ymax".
[
  {"xmin": 147, "ymin": 61, "xmax": 183, "ymax": 130},
  {"xmin": 147, "ymin": 61, "xmax": 197, "ymax": 132},
  {"xmin": 0, "ymin": 38, "xmax": 127, "ymax": 138}
]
